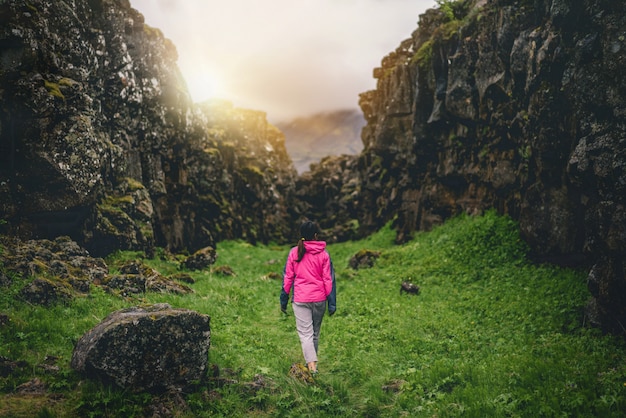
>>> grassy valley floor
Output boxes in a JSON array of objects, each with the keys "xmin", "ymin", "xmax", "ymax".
[{"xmin": 1, "ymin": 211, "xmax": 625, "ymax": 417}]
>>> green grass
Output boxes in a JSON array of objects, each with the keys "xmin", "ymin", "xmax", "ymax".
[{"xmin": 1, "ymin": 211, "xmax": 625, "ymax": 417}]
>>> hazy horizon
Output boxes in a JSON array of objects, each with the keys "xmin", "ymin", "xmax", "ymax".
[{"xmin": 129, "ymin": 0, "xmax": 436, "ymax": 123}]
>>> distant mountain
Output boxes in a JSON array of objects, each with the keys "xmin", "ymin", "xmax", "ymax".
[{"xmin": 277, "ymin": 109, "xmax": 365, "ymax": 173}]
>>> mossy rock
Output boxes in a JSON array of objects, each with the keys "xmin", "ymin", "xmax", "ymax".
[
  {"xmin": 288, "ymin": 363, "xmax": 314, "ymax": 384},
  {"xmin": 182, "ymin": 247, "xmax": 217, "ymax": 271},
  {"xmin": 19, "ymin": 277, "xmax": 73, "ymax": 306},
  {"xmin": 348, "ymin": 249, "xmax": 382, "ymax": 270},
  {"xmin": 211, "ymin": 265, "xmax": 236, "ymax": 276}
]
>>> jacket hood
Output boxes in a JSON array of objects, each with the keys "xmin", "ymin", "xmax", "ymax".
[{"xmin": 303, "ymin": 240, "xmax": 326, "ymax": 254}]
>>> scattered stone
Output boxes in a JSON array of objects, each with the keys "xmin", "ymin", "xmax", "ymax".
[
  {"xmin": 71, "ymin": 304, "xmax": 211, "ymax": 391},
  {"xmin": 38, "ymin": 363, "xmax": 60, "ymax": 373},
  {"xmin": 264, "ymin": 272, "xmax": 281, "ymax": 280},
  {"xmin": 0, "ymin": 272, "xmax": 11, "ymax": 287},
  {"xmin": 105, "ymin": 274, "xmax": 145, "ymax": 295},
  {"xmin": 16, "ymin": 378, "xmax": 47, "ymax": 395},
  {"xmin": 207, "ymin": 366, "xmax": 239, "ymax": 388},
  {"xmin": 211, "ymin": 265, "xmax": 236, "ymax": 276},
  {"xmin": 400, "ymin": 281, "xmax": 420, "ymax": 295},
  {"xmin": 105, "ymin": 260, "xmax": 193, "ymax": 296},
  {"xmin": 68, "ymin": 256, "xmax": 109, "ymax": 286},
  {"xmin": 0, "ymin": 236, "xmax": 108, "ymax": 302},
  {"xmin": 382, "ymin": 379, "xmax": 407, "ymax": 393},
  {"xmin": 145, "ymin": 390, "xmax": 189, "ymax": 418},
  {"xmin": 19, "ymin": 277, "xmax": 72, "ymax": 306},
  {"xmin": 288, "ymin": 363, "xmax": 314, "ymax": 384},
  {"xmin": 348, "ymin": 249, "xmax": 381, "ymax": 270},
  {"xmin": 0, "ymin": 356, "xmax": 28, "ymax": 377},
  {"xmin": 169, "ymin": 272, "xmax": 195, "ymax": 284},
  {"xmin": 203, "ymin": 389, "xmax": 223, "ymax": 402},
  {"xmin": 243, "ymin": 374, "xmax": 274, "ymax": 395},
  {"xmin": 38, "ymin": 355, "xmax": 60, "ymax": 373},
  {"xmin": 182, "ymin": 247, "xmax": 217, "ymax": 271}
]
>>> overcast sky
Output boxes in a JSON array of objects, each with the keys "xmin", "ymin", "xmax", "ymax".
[{"xmin": 130, "ymin": 0, "xmax": 436, "ymax": 122}]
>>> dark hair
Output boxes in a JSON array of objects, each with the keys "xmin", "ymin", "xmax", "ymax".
[{"xmin": 296, "ymin": 220, "xmax": 321, "ymax": 262}]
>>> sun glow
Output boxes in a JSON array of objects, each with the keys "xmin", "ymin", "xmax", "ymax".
[{"xmin": 183, "ymin": 66, "xmax": 229, "ymax": 103}]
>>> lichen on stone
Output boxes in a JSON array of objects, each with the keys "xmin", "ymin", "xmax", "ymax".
[{"xmin": 44, "ymin": 79, "xmax": 65, "ymax": 100}]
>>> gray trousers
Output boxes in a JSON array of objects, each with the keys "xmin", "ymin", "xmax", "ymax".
[{"xmin": 292, "ymin": 301, "xmax": 326, "ymax": 363}]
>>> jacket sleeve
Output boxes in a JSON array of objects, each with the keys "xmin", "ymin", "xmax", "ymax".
[
  {"xmin": 280, "ymin": 286, "xmax": 290, "ymax": 310},
  {"xmin": 326, "ymin": 258, "xmax": 337, "ymax": 314},
  {"xmin": 280, "ymin": 250, "xmax": 295, "ymax": 309}
]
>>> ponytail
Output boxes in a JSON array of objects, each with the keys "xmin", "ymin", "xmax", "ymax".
[
  {"xmin": 297, "ymin": 238, "xmax": 306, "ymax": 262},
  {"xmin": 296, "ymin": 220, "xmax": 321, "ymax": 262}
]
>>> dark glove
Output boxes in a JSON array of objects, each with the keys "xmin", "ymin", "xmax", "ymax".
[
  {"xmin": 281, "ymin": 305, "xmax": 287, "ymax": 314},
  {"xmin": 328, "ymin": 309, "xmax": 336, "ymax": 316}
]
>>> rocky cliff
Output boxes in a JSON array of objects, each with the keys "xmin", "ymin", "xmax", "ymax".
[
  {"xmin": 0, "ymin": 0, "xmax": 297, "ymax": 256},
  {"xmin": 315, "ymin": 0, "xmax": 624, "ymax": 333},
  {"xmin": 1, "ymin": 0, "xmax": 625, "ymax": 334}
]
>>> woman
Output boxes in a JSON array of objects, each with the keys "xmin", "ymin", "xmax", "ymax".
[{"xmin": 280, "ymin": 220, "xmax": 336, "ymax": 374}]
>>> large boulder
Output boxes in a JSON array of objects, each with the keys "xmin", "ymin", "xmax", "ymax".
[{"xmin": 71, "ymin": 304, "xmax": 211, "ymax": 391}]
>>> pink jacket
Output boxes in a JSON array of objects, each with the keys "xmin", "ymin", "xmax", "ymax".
[{"xmin": 283, "ymin": 241, "xmax": 333, "ymax": 303}]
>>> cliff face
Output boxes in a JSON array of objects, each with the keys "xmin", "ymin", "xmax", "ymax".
[
  {"xmin": 294, "ymin": 154, "xmax": 361, "ymax": 242},
  {"xmin": 1, "ymin": 0, "xmax": 625, "ymax": 333},
  {"xmin": 0, "ymin": 0, "xmax": 297, "ymax": 256},
  {"xmin": 346, "ymin": 0, "xmax": 625, "ymax": 332}
]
